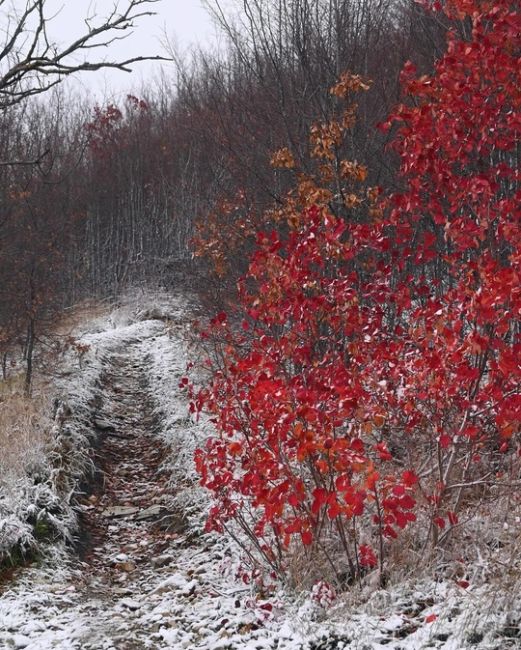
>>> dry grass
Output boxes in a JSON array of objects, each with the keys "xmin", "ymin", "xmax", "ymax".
[
  {"xmin": 0, "ymin": 384, "xmax": 52, "ymax": 485},
  {"xmin": 52, "ymin": 298, "xmax": 111, "ymax": 338},
  {"xmin": 0, "ymin": 372, "xmax": 24, "ymax": 397},
  {"xmin": 0, "ymin": 297, "xmax": 110, "ymax": 481}
]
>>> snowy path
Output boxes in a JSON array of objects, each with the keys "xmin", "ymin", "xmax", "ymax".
[
  {"xmin": 0, "ymin": 337, "xmax": 191, "ymax": 649},
  {"xmin": 78, "ymin": 344, "xmax": 181, "ymax": 595}
]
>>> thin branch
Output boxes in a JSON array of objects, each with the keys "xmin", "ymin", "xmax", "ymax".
[
  {"xmin": 0, "ymin": 147, "xmax": 50, "ymax": 166},
  {"xmin": 0, "ymin": 0, "xmax": 170, "ymax": 109}
]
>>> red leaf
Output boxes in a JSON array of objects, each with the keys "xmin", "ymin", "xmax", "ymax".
[
  {"xmin": 383, "ymin": 524, "xmax": 398, "ymax": 539},
  {"xmin": 399, "ymin": 494, "xmax": 416, "ymax": 510},
  {"xmin": 359, "ymin": 544, "xmax": 378, "ymax": 568},
  {"xmin": 312, "ymin": 488, "xmax": 329, "ymax": 514},
  {"xmin": 439, "ymin": 435, "xmax": 451, "ymax": 449},
  {"xmin": 402, "ymin": 470, "xmax": 419, "ymax": 487},
  {"xmin": 447, "ymin": 511, "xmax": 458, "ymax": 526},
  {"xmin": 301, "ymin": 530, "xmax": 313, "ymax": 546},
  {"xmin": 395, "ymin": 511, "xmax": 410, "ymax": 529},
  {"xmin": 327, "ymin": 500, "xmax": 342, "ymax": 519},
  {"xmin": 375, "ymin": 442, "xmax": 393, "ymax": 461}
]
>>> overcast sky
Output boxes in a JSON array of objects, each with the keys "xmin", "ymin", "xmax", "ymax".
[{"xmin": 4, "ymin": 0, "xmax": 237, "ymax": 100}]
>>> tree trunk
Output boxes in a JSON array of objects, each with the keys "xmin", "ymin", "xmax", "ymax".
[{"xmin": 24, "ymin": 318, "xmax": 35, "ymax": 397}]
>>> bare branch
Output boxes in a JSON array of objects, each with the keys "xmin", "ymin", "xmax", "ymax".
[
  {"xmin": 0, "ymin": 0, "xmax": 169, "ymax": 109},
  {"xmin": 0, "ymin": 147, "xmax": 50, "ymax": 167}
]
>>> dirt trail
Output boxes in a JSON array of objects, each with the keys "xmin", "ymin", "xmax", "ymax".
[
  {"xmin": 73, "ymin": 343, "xmax": 187, "ymax": 642},
  {"xmin": 81, "ymin": 346, "xmax": 181, "ymax": 580},
  {"xmin": 0, "ymin": 337, "xmax": 197, "ymax": 650}
]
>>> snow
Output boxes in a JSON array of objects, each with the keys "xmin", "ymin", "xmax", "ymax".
[{"xmin": 0, "ymin": 291, "xmax": 520, "ymax": 649}]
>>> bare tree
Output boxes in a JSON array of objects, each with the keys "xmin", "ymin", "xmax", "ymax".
[{"xmin": 0, "ymin": 0, "xmax": 167, "ymax": 110}]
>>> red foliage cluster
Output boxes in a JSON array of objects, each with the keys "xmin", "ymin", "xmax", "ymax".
[
  {"xmin": 85, "ymin": 95, "xmax": 149, "ymax": 158},
  {"xmin": 192, "ymin": 0, "xmax": 520, "ymax": 582}
]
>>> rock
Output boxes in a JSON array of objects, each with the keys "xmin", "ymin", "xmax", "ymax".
[
  {"xmin": 151, "ymin": 554, "xmax": 172, "ymax": 568},
  {"xmin": 112, "ymin": 587, "xmax": 133, "ymax": 596},
  {"xmin": 136, "ymin": 504, "xmax": 165, "ymax": 521},
  {"xmin": 120, "ymin": 598, "xmax": 141, "ymax": 611},
  {"xmin": 12, "ymin": 635, "xmax": 31, "ymax": 649},
  {"xmin": 102, "ymin": 506, "xmax": 140, "ymax": 518},
  {"xmin": 93, "ymin": 418, "xmax": 116, "ymax": 431}
]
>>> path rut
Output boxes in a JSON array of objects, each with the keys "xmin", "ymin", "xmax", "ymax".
[
  {"xmin": 81, "ymin": 346, "xmax": 179, "ymax": 579},
  {"xmin": 75, "ymin": 343, "xmax": 186, "ymax": 644}
]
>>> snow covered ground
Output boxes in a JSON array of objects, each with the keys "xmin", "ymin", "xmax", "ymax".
[{"xmin": 1, "ymin": 292, "xmax": 520, "ymax": 649}]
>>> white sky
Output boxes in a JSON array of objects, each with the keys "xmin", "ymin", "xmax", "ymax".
[{"xmin": 3, "ymin": 0, "xmax": 237, "ymax": 100}]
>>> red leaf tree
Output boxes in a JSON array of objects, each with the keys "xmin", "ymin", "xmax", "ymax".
[
  {"xmin": 193, "ymin": 77, "xmax": 417, "ymax": 585},
  {"xmin": 378, "ymin": 0, "xmax": 521, "ymax": 543},
  {"xmin": 193, "ymin": 0, "xmax": 521, "ymax": 586}
]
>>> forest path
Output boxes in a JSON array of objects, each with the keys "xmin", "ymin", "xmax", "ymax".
[
  {"xmin": 0, "ymin": 332, "xmax": 207, "ymax": 650},
  {"xmin": 72, "ymin": 342, "xmax": 186, "ymax": 647}
]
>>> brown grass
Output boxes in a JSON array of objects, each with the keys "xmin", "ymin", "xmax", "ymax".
[
  {"xmin": 0, "ymin": 378, "xmax": 52, "ymax": 484},
  {"xmin": 52, "ymin": 298, "xmax": 111, "ymax": 338},
  {"xmin": 0, "ymin": 298, "xmax": 111, "ymax": 482}
]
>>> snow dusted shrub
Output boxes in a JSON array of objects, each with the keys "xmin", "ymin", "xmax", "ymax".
[{"xmin": 311, "ymin": 581, "xmax": 337, "ymax": 609}]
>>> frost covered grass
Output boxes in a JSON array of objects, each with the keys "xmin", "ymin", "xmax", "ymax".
[
  {"xmin": 137, "ymin": 299, "xmax": 210, "ymax": 524},
  {"xmin": 0, "ymin": 298, "xmax": 125, "ymax": 566},
  {"xmin": 0, "ymin": 392, "xmax": 50, "ymax": 484},
  {"xmin": 0, "ymin": 385, "xmax": 56, "ymax": 564}
]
